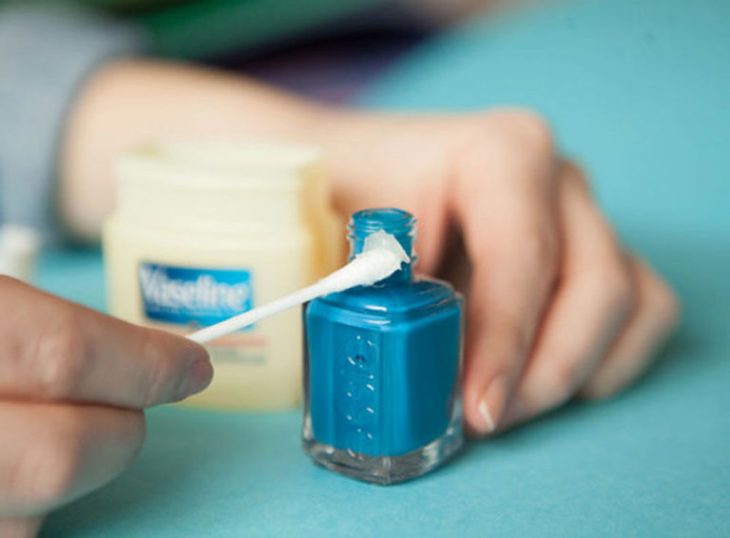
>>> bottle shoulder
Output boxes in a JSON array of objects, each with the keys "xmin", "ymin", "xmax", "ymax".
[{"xmin": 308, "ymin": 276, "xmax": 462, "ymax": 320}]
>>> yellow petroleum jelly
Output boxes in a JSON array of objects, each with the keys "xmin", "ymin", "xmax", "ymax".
[{"xmin": 103, "ymin": 141, "xmax": 344, "ymax": 410}]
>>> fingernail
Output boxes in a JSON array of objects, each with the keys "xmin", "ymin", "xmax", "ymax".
[
  {"xmin": 179, "ymin": 357, "xmax": 214, "ymax": 399},
  {"xmin": 477, "ymin": 376, "xmax": 508, "ymax": 434},
  {"xmin": 478, "ymin": 400, "xmax": 496, "ymax": 433}
]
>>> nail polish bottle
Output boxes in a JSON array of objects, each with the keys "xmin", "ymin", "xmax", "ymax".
[{"xmin": 303, "ymin": 208, "xmax": 464, "ymax": 484}]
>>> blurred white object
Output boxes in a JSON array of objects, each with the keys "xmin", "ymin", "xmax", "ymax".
[{"xmin": 0, "ymin": 224, "xmax": 41, "ymax": 281}]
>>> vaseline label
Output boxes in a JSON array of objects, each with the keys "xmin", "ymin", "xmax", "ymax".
[{"xmin": 139, "ymin": 262, "xmax": 253, "ymax": 328}]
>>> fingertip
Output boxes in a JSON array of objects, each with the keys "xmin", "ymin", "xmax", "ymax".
[
  {"xmin": 186, "ymin": 338, "xmax": 210, "ymax": 360},
  {"xmin": 178, "ymin": 357, "xmax": 214, "ymax": 400},
  {"xmin": 168, "ymin": 337, "xmax": 213, "ymax": 401},
  {"xmin": 478, "ymin": 375, "xmax": 508, "ymax": 435},
  {"xmin": 463, "ymin": 373, "xmax": 509, "ymax": 437},
  {"xmin": 180, "ymin": 339, "xmax": 211, "ymax": 370},
  {"xmin": 477, "ymin": 399, "xmax": 496, "ymax": 433},
  {"xmin": 137, "ymin": 329, "xmax": 213, "ymax": 406}
]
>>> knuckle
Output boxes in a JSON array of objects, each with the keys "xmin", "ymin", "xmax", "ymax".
[
  {"xmin": 492, "ymin": 108, "xmax": 555, "ymax": 161},
  {"xmin": 542, "ymin": 357, "xmax": 579, "ymax": 403},
  {"xmin": 588, "ymin": 256, "xmax": 637, "ymax": 317},
  {"xmin": 646, "ymin": 275, "xmax": 681, "ymax": 332},
  {"xmin": 561, "ymin": 160, "xmax": 592, "ymax": 194},
  {"xmin": 32, "ymin": 314, "xmax": 87, "ymax": 400},
  {"xmin": 463, "ymin": 109, "xmax": 556, "ymax": 180},
  {"xmin": 507, "ymin": 109, "xmax": 555, "ymax": 153}
]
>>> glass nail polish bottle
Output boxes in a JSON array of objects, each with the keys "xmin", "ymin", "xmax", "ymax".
[{"xmin": 303, "ymin": 208, "xmax": 464, "ymax": 484}]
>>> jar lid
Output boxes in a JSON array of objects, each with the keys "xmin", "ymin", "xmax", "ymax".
[{"xmin": 114, "ymin": 140, "xmax": 330, "ymax": 231}]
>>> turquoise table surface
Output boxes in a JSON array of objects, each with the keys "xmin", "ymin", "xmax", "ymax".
[{"xmin": 41, "ymin": 0, "xmax": 728, "ymax": 535}]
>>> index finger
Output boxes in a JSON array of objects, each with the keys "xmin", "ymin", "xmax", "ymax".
[
  {"xmin": 0, "ymin": 277, "xmax": 212, "ymax": 408},
  {"xmin": 453, "ymin": 113, "xmax": 560, "ymax": 435}
]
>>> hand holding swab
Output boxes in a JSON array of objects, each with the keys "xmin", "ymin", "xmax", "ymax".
[{"xmin": 187, "ymin": 231, "xmax": 409, "ymax": 344}]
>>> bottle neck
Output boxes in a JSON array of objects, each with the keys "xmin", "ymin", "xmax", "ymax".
[{"xmin": 348, "ymin": 208, "xmax": 416, "ymax": 284}]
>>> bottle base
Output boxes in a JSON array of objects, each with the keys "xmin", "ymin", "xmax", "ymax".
[{"xmin": 302, "ymin": 421, "xmax": 463, "ymax": 485}]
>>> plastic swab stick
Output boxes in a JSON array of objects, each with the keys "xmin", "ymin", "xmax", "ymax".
[{"xmin": 187, "ymin": 230, "xmax": 409, "ymax": 344}]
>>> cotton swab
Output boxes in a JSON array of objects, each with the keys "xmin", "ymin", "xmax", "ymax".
[{"xmin": 187, "ymin": 230, "xmax": 409, "ymax": 344}]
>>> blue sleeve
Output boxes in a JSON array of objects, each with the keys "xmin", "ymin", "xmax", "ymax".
[{"xmin": 0, "ymin": 3, "xmax": 147, "ymax": 240}]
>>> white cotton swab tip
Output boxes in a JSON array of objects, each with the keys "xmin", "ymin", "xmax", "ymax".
[{"xmin": 187, "ymin": 231, "xmax": 409, "ymax": 344}]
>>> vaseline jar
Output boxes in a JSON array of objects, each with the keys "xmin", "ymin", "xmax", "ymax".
[{"xmin": 103, "ymin": 141, "xmax": 343, "ymax": 410}]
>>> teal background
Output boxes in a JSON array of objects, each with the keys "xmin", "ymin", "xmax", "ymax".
[{"xmin": 42, "ymin": 0, "xmax": 729, "ymax": 535}]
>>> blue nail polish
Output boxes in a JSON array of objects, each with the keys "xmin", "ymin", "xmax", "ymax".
[{"xmin": 303, "ymin": 208, "xmax": 464, "ymax": 484}]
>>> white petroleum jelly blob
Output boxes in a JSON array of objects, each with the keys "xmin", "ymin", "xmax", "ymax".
[
  {"xmin": 188, "ymin": 231, "xmax": 409, "ymax": 343},
  {"xmin": 330, "ymin": 230, "xmax": 410, "ymax": 290}
]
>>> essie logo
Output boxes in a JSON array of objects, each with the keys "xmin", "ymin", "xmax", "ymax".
[{"xmin": 340, "ymin": 333, "xmax": 379, "ymax": 452}]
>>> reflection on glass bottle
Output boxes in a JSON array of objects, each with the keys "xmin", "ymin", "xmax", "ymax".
[{"xmin": 303, "ymin": 208, "xmax": 464, "ymax": 484}]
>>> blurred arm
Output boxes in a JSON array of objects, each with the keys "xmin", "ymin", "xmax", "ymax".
[{"xmin": 59, "ymin": 60, "xmax": 334, "ymax": 241}]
